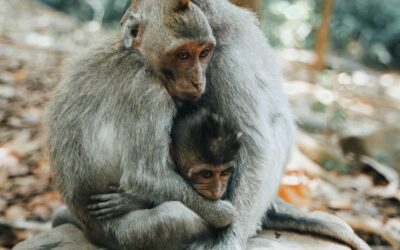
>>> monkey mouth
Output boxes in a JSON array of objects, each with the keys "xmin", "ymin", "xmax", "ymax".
[
  {"xmin": 203, "ymin": 194, "xmax": 220, "ymax": 201},
  {"xmin": 179, "ymin": 91, "xmax": 204, "ymax": 102}
]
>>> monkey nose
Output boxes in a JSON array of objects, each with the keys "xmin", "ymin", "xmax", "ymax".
[
  {"xmin": 211, "ymin": 190, "xmax": 221, "ymax": 198},
  {"xmin": 191, "ymin": 81, "xmax": 202, "ymax": 91}
]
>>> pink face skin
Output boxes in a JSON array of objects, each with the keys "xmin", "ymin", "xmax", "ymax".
[
  {"xmin": 186, "ymin": 163, "xmax": 234, "ymax": 200},
  {"xmin": 161, "ymin": 40, "xmax": 215, "ymax": 102}
]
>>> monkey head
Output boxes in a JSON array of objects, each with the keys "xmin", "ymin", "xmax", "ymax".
[
  {"xmin": 171, "ymin": 110, "xmax": 242, "ymax": 200},
  {"xmin": 122, "ymin": 0, "xmax": 216, "ymax": 102}
]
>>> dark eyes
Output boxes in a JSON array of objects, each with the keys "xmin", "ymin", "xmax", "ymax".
[
  {"xmin": 177, "ymin": 51, "xmax": 190, "ymax": 60},
  {"xmin": 199, "ymin": 171, "xmax": 213, "ymax": 179},
  {"xmin": 199, "ymin": 48, "xmax": 211, "ymax": 59},
  {"xmin": 198, "ymin": 167, "xmax": 233, "ymax": 179},
  {"xmin": 177, "ymin": 48, "xmax": 212, "ymax": 61},
  {"xmin": 221, "ymin": 167, "xmax": 233, "ymax": 177}
]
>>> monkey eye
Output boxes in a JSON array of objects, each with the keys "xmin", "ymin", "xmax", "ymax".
[
  {"xmin": 221, "ymin": 167, "xmax": 233, "ymax": 177},
  {"xmin": 199, "ymin": 170, "xmax": 213, "ymax": 179},
  {"xmin": 177, "ymin": 51, "xmax": 190, "ymax": 60},
  {"xmin": 199, "ymin": 48, "xmax": 211, "ymax": 59}
]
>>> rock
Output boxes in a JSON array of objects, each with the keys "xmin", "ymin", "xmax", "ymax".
[
  {"xmin": 13, "ymin": 224, "xmax": 351, "ymax": 250},
  {"xmin": 13, "ymin": 224, "xmax": 97, "ymax": 250},
  {"xmin": 247, "ymin": 231, "xmax": 350, "ymax": 250}
]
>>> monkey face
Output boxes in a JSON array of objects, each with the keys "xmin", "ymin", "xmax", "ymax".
[
  {"xmin": 187, "ymin": 164, "xmax": 234, "ymax": 200},
  {"xmin": 121, "ymin": 0, "xmax": 215, "ymax": 102},
  {"xmin": 160, "ymin": 40, "xmax": 215, "ymax": 102}
]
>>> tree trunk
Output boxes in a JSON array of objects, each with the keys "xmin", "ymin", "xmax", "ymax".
[{"xmin": 313, "ymin": 0, "xmax": 335, "ymax": 71}]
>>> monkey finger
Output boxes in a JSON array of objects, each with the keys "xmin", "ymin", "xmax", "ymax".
[
  {"xmin": 96, "ymin": 213, "xmax": 121, "ymax": 221},
  {"xmin": 89, "ymin": 205, "xmax": 124, "ymax": 217},
  {"xmin": 89, "ymin": 208, "xmax": 116, "ymax": 217},
  {"xmin": 90, "ymin": 193, "xmax": 119, "ymax": 201},
  {"xmin": 87, "ymin": 200, "xmax": 120, "ymax": 211},
  {"xmin": 96, "ymin": 209, "xmax": 127, "ymax": 220},
  {"xmin": 96, "ymin": 214, "xmax": 115, "ymax": 221}
]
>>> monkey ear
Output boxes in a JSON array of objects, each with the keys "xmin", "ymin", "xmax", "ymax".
[
  {"xmin": 120, "ymin": 0, "xmax": 139, "ymax": 26},
  {"xmin": 176, "ymin": 0, "xmax": 190, "ymax": 11},
  {"xmin": 122, "ymin": 10, "xmax": 143, "ymax": 49},
  {"xmin": 120, "ymin": 9, "xmax": 130, "ymax": 27}
]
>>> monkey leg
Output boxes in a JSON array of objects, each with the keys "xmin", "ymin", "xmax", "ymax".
[
  {"xmin": 261, "ymin": 198, "xmax": 371, "ymax": 250},
  {"xmin": 86, "ymin": 201, "xmax": 210, "ymax": 250}
]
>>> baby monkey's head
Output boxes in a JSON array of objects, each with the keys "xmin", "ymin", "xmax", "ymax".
[{"xmin": 171, "ymin": 110, "xmax": 242, "ymax": 200}]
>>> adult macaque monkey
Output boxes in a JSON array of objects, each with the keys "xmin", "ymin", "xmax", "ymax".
[
  {"xmin": 47, "ymin": 0, "xmax": 237, "ymax": 249},
  {"xmin": 119, "ymin": 1, "xmax": 370, "ymax": 250}
]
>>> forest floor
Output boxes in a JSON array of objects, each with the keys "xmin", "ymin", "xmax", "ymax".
[{"xmin": 0, "ymin": 0, "xmax": 399, "ymax": 249}]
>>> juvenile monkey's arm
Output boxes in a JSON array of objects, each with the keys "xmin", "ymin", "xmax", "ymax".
[
  {"xmin": 121, "ymin": 156, "xmax": 236, "ymax": 229},
  {"xmin": 87, "ymin": 185, "xmax": 235, "ymax": 225}
]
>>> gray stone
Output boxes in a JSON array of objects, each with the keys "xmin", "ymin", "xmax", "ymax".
[
  {"xmin": 13, "ymin": 224, "xmax": 98, "ymax": 250},
  {"xmin": 247, "ymin": 231, "xmax": 350, "ymax": 250}
]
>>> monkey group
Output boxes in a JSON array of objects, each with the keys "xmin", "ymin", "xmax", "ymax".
[{"xmin": 46, "ymin": 0, "xmax": 370, "ymax": 249}]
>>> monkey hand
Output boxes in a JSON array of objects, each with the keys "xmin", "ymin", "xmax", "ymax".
[
  {"xmin": 87, "ymin": 186, "xmax": 145, "ymax": 220},
  {"xmin": 202, "ymin": 200, "xmax": 238, "ymax": 229}
]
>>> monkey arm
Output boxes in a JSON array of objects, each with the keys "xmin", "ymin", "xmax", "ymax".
[
  {"xmin": 121, "ymin": 160, "xmax": 237, "ymax": 228},
  {"xmin": 115, "ymin": 92, "xmax": 237, "ymax": 229},
  {"xmin": 263, "ymin": 198, "xmax": 371, "ymax": 250},
  {"xmin": 120, "ymin": 155, "xmax": 237, "ymax": 229}
]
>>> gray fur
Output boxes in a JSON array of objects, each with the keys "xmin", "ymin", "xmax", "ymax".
[
  {"xmin": 185, "ymin": 1, "xmax": 296, "ymax": 248},
  {"xmin": 181, "ymin": 2, "xmax": 369, "ymax": 250},
  {"xmin": 171, "ymin": 109, "xmax": 241, "ymax": 167}
]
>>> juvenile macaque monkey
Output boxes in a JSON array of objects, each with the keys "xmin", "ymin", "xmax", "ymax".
[{"xmin": 171, "ymin": 110, "xmax": 241, "ymax": 201}]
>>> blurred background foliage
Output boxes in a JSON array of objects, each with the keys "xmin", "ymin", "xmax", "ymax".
[
  {"xmin": 38, "ymin": 0, "xmax": 400, "ymax": 70},
  {"xmin": 38, "ymin": 0, "xmax": 130, "ymax": 29}
]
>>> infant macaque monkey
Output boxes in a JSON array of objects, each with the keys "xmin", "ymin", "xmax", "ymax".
[
  {"xmin": 87, "ymin": 110, "xmax": 241, "ymax": 220},
  {"xmin": 171, "ymin": 109, "xmax": 242, "ymax": 200}
]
